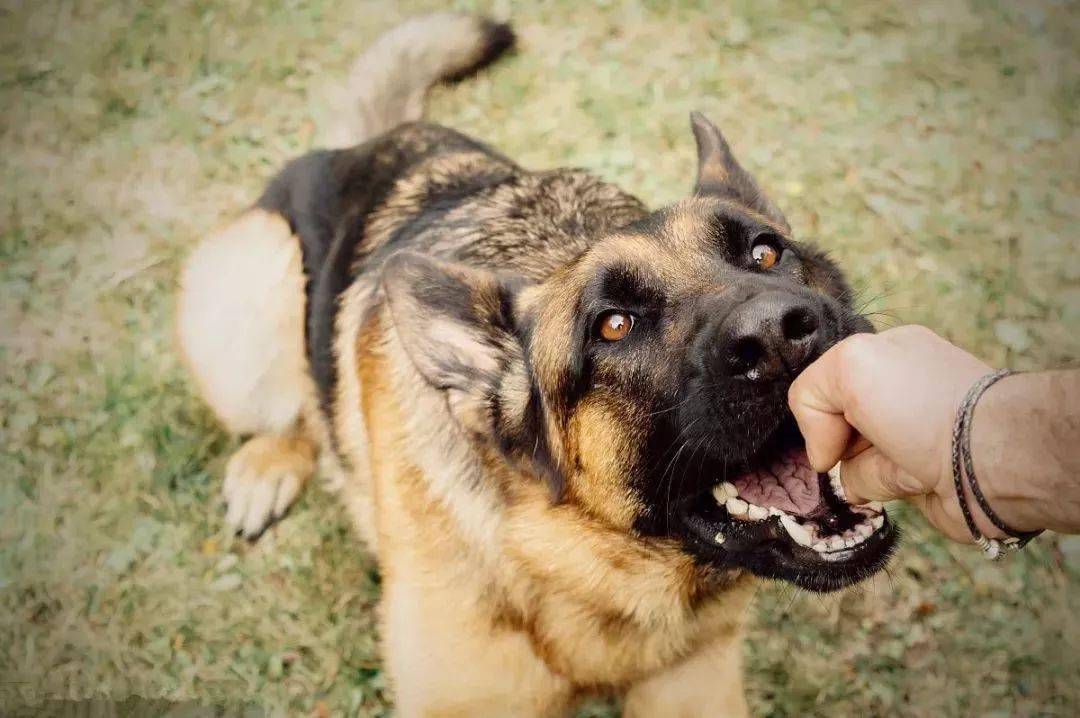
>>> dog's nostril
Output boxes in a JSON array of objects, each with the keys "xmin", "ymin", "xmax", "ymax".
[
  {"xmin": 728, "ymin": 336, "xmax": 765, "ymax": 376},
  {"xmin": 782, "ymin": 307, "xmax": 818, "ymax": 342}
]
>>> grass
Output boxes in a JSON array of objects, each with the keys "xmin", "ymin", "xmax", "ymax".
[{"xmin": 1, "ymin": 0, "xmax": 1078, "ymax": 715}]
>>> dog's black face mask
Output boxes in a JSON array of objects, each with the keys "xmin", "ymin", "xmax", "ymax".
[{"xmin": 384, "ymin": 113, "xmax": 897, "ymax": 593}]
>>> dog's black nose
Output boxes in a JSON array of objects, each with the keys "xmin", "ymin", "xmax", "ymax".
[{"xmin": 718, "ymin": 291, "xmax": 820, "ymax": 382}]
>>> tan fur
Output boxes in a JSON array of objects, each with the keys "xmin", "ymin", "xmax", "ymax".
[
  {"xmin": 359, "ymin": 326, "xmax": 573, "ymax": 717},
  {"xmin": 340, "ymin": 15, "xmax": 507, "ymax": 146},
  {"xmin": 178, "ymin": 206, "xmax": 759, "ymax": 711},
  {"xmin": 176, "ymin": 14, "xmax": 775, "ymax": 714},
  {"xmin": 224, "ymin": 434, "xmax": 316, "ymax": 537},
  {"xmin": 566, "ymin": 398, "xmax": 645, "ymax": 530},
  {"xmin": 176, "ymin": 209, "xmax": 309, "ymax": 435},
  {"xmin": 177, "ymin": 208, "xmax": 325, "ymax": 536},
  {"xmin": 342, "ymin": 304, "xmax": 755, "ymax": 712},
  {"xmin": 623, "ymin": 637, "xmax": 750, "ymax": 717}
]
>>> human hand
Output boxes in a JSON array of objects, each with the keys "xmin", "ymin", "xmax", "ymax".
[{"xmin": 788, "ymin": 325, "xmax": 994, "ymax": 542}]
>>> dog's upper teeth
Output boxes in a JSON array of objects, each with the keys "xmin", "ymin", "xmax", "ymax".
[
  {"xmin": 746, "ymin": 503, "xmax": 769, "ymax": 521},
  {"xmin": 780, "ymin": 515, "xmax": 813, "ymax": 547},
  {"xmin": 726, "ymin": 497, "xmax": 749, "ymax": 516},
  {"xmin": 864, "ymin": 501, "xmax": 884, "ymax": 513},
  {"xmin": 828, "ymin": 535, "xmax": 846, "ymax": 551},
  {"xmin": 871, "ymin": 515, "xmax": 885, "ymax": 530},
  {"xmin": 712, "ymin": 482, "xmax": 739, "ymax": 504},
  {"xmin": 855, "ymin": 521, "xmax": 873, "ymax": 538}
]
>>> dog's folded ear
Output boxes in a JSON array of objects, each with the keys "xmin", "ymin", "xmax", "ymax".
[
  {"xmin": 690, "ymin": 111, "xmax": 790, "ymax": 232},
  {"xmin": 381, "ymin": 251, "xmax": 526, "ymax": 396}
]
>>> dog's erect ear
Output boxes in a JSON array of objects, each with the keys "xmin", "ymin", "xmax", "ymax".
[
  {"xmin": 690, "ymin": 111, "xmax": 790, "ymax": 231},
  {"xmin": 382, "ymin": 251, "xmax": 524, "ymax": 397}
]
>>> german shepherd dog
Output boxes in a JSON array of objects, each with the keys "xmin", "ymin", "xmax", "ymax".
[{"xmin": 178, "ymin": 14, "xmax": 896, "ymax": 716}]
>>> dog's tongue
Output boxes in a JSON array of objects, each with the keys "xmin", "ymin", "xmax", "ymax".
[{"xmin": 730, "ymin": 447, "xmax": 823, "ymax": 516}]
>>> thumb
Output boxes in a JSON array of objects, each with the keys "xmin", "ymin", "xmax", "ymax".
[
  {"xmin": 840, "ymin": 447, "xmax": 926, "ymax": 505},
  {"xmin": 788, "ymin": 350, "xmax": 851, "ymax": 472}
]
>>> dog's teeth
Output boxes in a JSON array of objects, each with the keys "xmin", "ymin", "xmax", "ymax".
[
  {"xmin": 871, "ymin": 515, "xmax": 885, "ymax": 530},
  {"xmin": 828, "ymin": 464, "xmax": 847, "ymax": 501},
  {"xmin": 768, "ymin": 507, "xmax": 784, "ymax": 517},
  {"xmin": 714, "ymin": 531, "xmax": 726, "ymax": 545},
  {"xmin": 780, "ymin": 515, "xmax": 813, "ymax": 547},
  {"xmin": 747, "ymin": 504, "xmax": 768, "ymax": 521},
  {"xmin": 726, "ymin": 498, "xmax": 749, "ymax": 516},
  {"xmin": 713, "ymin": 482, "xmax": 739, "ymax": 504},
  {"xmin": 855, "ymin": 522, "xmax": 873, "ymax": 538},
  {"xmin": 844, "ymin": 537, "xmax": 857, "ymax": 548},
  {"xmin": 863, "ymin": 501, "xmax": 884, "ymax": 513},
  {"xmin": 829, "ymin": 535, "xmax": 846, "ymax": 551},
  {"xmin": 813, "ymin": 541, "xmax": 828, "ymax": 552}
]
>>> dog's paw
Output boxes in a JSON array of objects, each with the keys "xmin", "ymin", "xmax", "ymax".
[{"xmin": 223, "ymin": 435, "xmax": 315, "ymax": 539}]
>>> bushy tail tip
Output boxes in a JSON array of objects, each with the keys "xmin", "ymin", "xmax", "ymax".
[{"xmin": 341, "ymin": 14, "xmax": 516, "ymax": 145}]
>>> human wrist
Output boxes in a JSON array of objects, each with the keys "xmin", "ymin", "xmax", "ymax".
[{"xmin": 966, "ymin": 374, "xmax": 1049, "ymax": 535}]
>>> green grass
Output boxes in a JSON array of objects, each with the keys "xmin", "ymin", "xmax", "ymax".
[{"xmin": 2, "ymin": 0, "xmax": 1078, "ymax": 715}]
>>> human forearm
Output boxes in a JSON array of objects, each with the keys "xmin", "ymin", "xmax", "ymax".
[{"xmin": 972, "ymin": 370, "xmax": 1080, "ymax": 535}]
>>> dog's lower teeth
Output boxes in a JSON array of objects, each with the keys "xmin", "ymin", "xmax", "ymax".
[
  {"xmin": 828, "ymin": 464, "xmax": 847, "ymax": 501},
  {"xmin": 707, "ymin": 477, "xmax": 888, "ymax": 555},
  {"xmin": 746, "ymin": 504, "xmax": 768, "ymax": 521},
  {"xmin": 780, "ymin": 515, "xmax": 813, "ymax": 547}
]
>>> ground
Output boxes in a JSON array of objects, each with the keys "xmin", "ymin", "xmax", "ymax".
[{"xmin": 1, "ymin": 0, "xmax": 1078, "ymax": 716}]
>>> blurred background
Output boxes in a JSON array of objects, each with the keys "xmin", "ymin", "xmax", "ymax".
[{"xmin": 1, "ymin": 0, "xmax": 1077, "ymax": 715}]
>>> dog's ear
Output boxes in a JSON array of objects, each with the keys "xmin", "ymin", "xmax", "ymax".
[
  {"xmin": 382, "ymin": 251, "xmax": 523, "ymax": 397},
  {"xmin": 690, "ymin": 111, "xmax": 790, "ymax": 231},
  {"xmin": 382, "ymin": 252, "xmax": 563, "ymax": 488}
]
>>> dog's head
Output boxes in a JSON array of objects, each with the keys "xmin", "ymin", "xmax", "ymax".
[{"xmin": 382, "ymin": 113, "xmax": 896, "ymax": 592}]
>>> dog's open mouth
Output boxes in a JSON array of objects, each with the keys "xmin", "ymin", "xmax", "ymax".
[{"xmin": 679, "ymin": 419, "xmax": 897, "ymax": 591}]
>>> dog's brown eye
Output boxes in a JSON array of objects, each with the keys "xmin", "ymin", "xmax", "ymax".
[
  {"xmin": 598, "ymin": 312, "xmax": 634, "ymax": 342},
  {"xmin": 751, "ymin": 242, "xmax": 781, "ymax": 269}
]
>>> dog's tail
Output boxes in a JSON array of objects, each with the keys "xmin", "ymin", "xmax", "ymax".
[{"xmin": 340, "ymin": 14, "xmax": 515, "ymax": 145}]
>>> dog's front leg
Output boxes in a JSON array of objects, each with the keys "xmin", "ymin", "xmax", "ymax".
[
  {"xmin": 622, "ymin": 635, "xmax": 749, "ymax": 718},
  {"xmin": 380, "ymin": 571, "xmax": 572, "ymax": 718}
]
